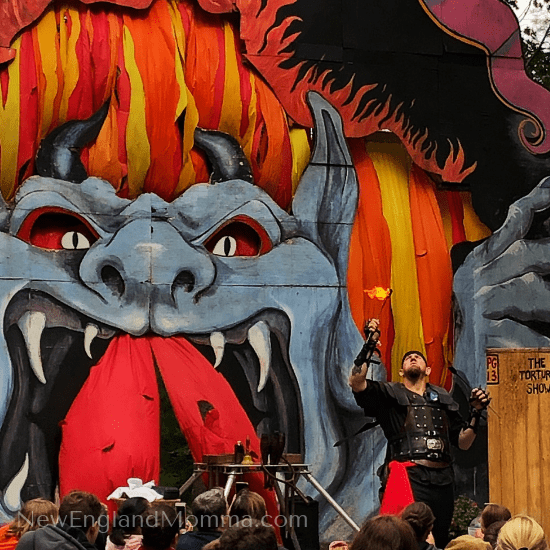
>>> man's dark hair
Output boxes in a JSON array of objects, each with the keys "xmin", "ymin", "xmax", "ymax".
[
  {"xmin": 141, "ymin": 503, "xmax": 179, "ymax": 550},
  {"xmin": 110, "ymin": 497, "xmax": 149, "ymax": 546},
  {"xmin": 481, "ymin": 504, "xmax": 511, "ymax": 532},
  {"xmin": 483, "ymin": 520, "xmax": 507, "ymax": 549},
  {"xmin": 192, "ymin": 488, "xmax": 227, "ymax": 530},
  {"xmin": 401, "ymin": 502, "xmax": 436, "ymax": 542},
  {"xmin": 229, "ymin": 489, "xmax": 267, "ymax": 524},
  {"xmin": 350, "ymin": 515, "xmax": 417, "ymax": 550},
  {"xmin": 217, "ymin": 519, "xmax": 277, "ymax": 550},
  {"xmin": 401, "ymin": 350, "xmax": 427, "ymax": 366},
  {"xmin": 58, "ymin": 490, "xmax": 103, "ymax": 533}
]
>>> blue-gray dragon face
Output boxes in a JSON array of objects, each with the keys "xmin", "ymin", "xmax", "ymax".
[{"xmin": 0, "ymin": 94, "xmax": 385, "ymax": 535}]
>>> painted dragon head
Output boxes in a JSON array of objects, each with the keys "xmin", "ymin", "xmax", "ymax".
[{"xmin": 0, "ymin": 93, "xmax": 385, "ymax": 536}]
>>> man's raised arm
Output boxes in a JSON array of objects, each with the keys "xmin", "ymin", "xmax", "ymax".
[{"xmin": 348, "ymin": 318, "xmax": 380, "ymax": 393}]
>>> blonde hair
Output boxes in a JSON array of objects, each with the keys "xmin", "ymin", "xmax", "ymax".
[
  {"xmin": 446, "ymin": 535, "xmax": 492, "ymax": 550},
  {"xmin": 6, "ymin": 498, "xmax": 58, "ymax": 538},
  {"xmin": 497, "ymin": 515, "xmax": 547, "ymax": 550}
]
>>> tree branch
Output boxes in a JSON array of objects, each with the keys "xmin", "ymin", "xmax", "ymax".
[{"xmin": 526, "ymin": 21, "xmax": 550, "ymax": 68}]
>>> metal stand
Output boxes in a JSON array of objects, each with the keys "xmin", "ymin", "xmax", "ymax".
[
  {"xmin": 179, "ymin": 460, "xmax": 360, "ymax": 550},
  {"xmin": 302, "ymin": 472, "xmax": 360, "ymax": 532}
]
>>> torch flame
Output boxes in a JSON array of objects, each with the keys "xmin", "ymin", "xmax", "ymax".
[{"xmin": 364, "ymin": 286, "xmax": 392, "ymax": 300}]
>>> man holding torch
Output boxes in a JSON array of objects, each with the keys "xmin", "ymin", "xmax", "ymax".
[{"xmin": 349, "ymin": 319, "xmax": 490, "ymax": 547}]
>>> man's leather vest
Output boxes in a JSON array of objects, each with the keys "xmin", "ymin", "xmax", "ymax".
[{"xmin": 385, "ymin": 383, "xmax": 457, "ymax": 463}]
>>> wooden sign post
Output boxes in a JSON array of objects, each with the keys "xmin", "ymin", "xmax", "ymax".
[{"xmin": 486, "ymin": 348, "xmax": 550, "ymax": 532}]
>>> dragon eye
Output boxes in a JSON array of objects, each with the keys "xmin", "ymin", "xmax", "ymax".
[
  {"xmin": 204, "ymin": 216, "xmax": 272, "ymax": 257},
  {"xmin": 212, "ymin": 236, "xmax": 237, "ymax": 257},
  {"xmin": 17, "ymin": 208, "xmax": 99, "ymax": 250},
  {"xmin": 61, "ymin": 231, "xmax": 91, "ymax": 250}
]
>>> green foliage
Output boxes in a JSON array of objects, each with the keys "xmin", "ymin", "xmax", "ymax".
[
  {"xmin": 158, "ymin": 370, "xmax": 194, "ymax": 495},
  {"xmin": 449, "ymin": 495, "xmax": 480, "ymax": 539},
  {"xmin": 502, "ymin": 0, "xmax": 550, "ymax": 89},
  {"xmin": 523, "ymin": 36, "xmax": 550, "ymax": 88}
]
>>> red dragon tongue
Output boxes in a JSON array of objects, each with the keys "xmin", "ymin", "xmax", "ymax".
[
  {"xmin": 58, "ymin": 335, "xmax": 160, "ymax": 504},
  {"xmin": 149, "ymin": 335, "xmax": 261, "ymax": 460},
  {"xmin": 151, "ymin": 336, "xmax": 280, "ymax": 531},
  {"xmin": 58, "ymin": 334, "xmax": 278, "ymax": 521}
]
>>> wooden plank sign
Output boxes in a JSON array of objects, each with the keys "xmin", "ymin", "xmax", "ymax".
[{"xmin": 486, "ymin": 348, "xmax": 550, "ymax": 532}]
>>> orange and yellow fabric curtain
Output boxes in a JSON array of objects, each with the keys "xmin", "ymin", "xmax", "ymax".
[{"xmin": 347, "ymin": 138, "xmax": 490, "ymax": 386}]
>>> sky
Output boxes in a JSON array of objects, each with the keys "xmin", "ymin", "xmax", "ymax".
[
  {"xmin": 510, "ymin": 0, "xmax": 550, "ymax": 44},
  {"xmin": 514, "ymin": 0, "xmax": 535, "ymax": 27},
  {"xmin": 513, "ymin": 0, "xmax": 548, "ymax": 34}
]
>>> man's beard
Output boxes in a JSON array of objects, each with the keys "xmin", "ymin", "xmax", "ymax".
[{"xmin": 404, "ymin": 366, "xmax": 423, "ymax": 382}]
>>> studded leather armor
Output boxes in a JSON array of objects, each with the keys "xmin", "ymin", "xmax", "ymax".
[{"xmin": 386, "ymin": 384, "xmax": 455, "ymax": 463}]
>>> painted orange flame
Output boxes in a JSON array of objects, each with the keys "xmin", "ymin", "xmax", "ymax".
[{"xmin": 364, "ymin": 287, "xmax": 392, "ymax": 300}]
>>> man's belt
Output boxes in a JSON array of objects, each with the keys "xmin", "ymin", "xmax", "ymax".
[
  {"xmin": 388, "ymin": 431, "xmax": 452, "ymax": 463},
  {"xmin": 411, "ymin": 459, "xmax": 450, "ymax": 469},
  {"xmin": 426, "ymin": 437, "xmax": 444, "ymax": 451}
]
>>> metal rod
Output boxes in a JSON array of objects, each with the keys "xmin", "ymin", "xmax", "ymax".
[
  {"xmin": 224, "ymin": 471, "xmax": 238, "ymax": 500},
  {"xmin": 179, "ymin": 470, "xmax": 204, "ymax": 496},
  {"xmin": 289, "ymin": 528, "xmax": 302, "ymax": 550},
  {"xmin": 303, "ymin": 473, "xmax": 360, "ymax": 532},
  {"xmin": 272, "ymin": 475, "xmax": 301, "ymax": 550},
  {"xmin": 272, "ymin": 479, "xmax": 287, "ymax": 517}
]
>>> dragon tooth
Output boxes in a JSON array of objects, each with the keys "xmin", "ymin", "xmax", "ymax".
[
  {"xmin": 210, "ymin": 331, "xmax": 226, "ymax": 369},
  {"xmin": 248, "ymin": 321, "xmax": 271, "ymax": 392},
  {"xmin": 3, "ymin": 454, "xmax": 29, "ymax": 513},
  {"xmin": 18, "ymin": 311, "xmax": 47, "ymax": 384},
  {"xmin": 84, "ymin": 324, "xmax": 99, "ymax": 359}
]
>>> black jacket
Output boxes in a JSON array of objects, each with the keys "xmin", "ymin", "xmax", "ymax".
[
  {"xmin": 175, "ymin": 530, "xmax": 221, "ymax": 550},
  {"xmin": 17, "ymin": 524, "xmax": 97, "ymax": 550}
]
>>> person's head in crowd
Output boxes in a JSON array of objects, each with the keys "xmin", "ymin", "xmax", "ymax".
[
  {"xmin": 59, "ymin": 490, "xmax": 103, "ymax": 544},
  {"xmin": 109, "ymin": 497, "xmax": 149, "ymax": 546},
  {"xmin": 229, "ymin": 489, "xmax": 267, "ymax": 524},
  {"xmin": 446, "ymin": 534, "xmax": 492, "ymax": 550},
  {"xmin": 215, "ymin": 519, "xmax": 277, "ymax": 550},
  {"xmin": 3, "ymin": 498, "xmax": 58, "ymax": 539},
  {"xmin": 202, "ymin": 541, "xmax": 221, "ymax": 550},
  {"xmin": 191, "ymin": 488, "xmax": 228, "ymax": 532},
  {"xmin": 401, "ymin": 502, "xmax": 436, "ymax": 543},
  {"xmin": 141, "ymin": 502, "xmax": 179, "ymax": 550},
  {"xmin": 484, "ymin": 521, "xmax": 508, "ymax": 549},
  {"xmin": 496, "ymin": 515, "xmax": 548, "ymax": 550},
  {"xmin": 350, "ymin": 515, "xmax": 417, "ymax": 550},
  {"xmin": 481, "ymin": 505, "xmax": 512, "ymax": 535}
]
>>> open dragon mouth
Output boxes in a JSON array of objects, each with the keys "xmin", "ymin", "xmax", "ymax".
[{"xmin": 0, "ymin": 290, "xmax": 303, "ymax": 514}]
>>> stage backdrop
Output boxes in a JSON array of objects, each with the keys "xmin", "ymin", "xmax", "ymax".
[{"xmin": 0, "ymin": 0, "xmax": 550, "ymax": 541}]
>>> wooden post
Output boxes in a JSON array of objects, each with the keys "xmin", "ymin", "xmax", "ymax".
[{"xmin": 486, "ymin": 348, "xmax": 550, "ymax": 531}]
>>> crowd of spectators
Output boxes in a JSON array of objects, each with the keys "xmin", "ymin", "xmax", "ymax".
[
  {"xmin": 0, "ymin": 487, "xmax": 280, "ymax": 550},
  {"xmin": 0, "ymin": 490, "xmax": 546, "ymax": 550},
  {"xmin": 345, "ymin": 502, "xmax": 545, "ymax": 550}
]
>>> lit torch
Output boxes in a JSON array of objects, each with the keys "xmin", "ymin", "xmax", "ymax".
[
  {"xmin": 364, "ymin": 286, "xmax": 392, "ymax": 317},
  {"xmin": 351, "ymin": 287, "xmax": 392, "ymax": 374},
  {"xmin": 365, "ymin": 286, "xmax": 392, "ymax": 301}
]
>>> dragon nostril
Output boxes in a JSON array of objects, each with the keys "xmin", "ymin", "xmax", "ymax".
[
  {"xmin": 172, "ymin": 270, "xmax": 196, "ymax": 295},
  {"xmin": 101, "ymin": 265, "xmax": 125, "ymax": 297}
]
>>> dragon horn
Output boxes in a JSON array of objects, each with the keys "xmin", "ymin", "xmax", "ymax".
[
  {"xmin": 194, "ymin": 127, "xmax": 254, "ymax": 184},
  {"xmin": 36, "ymin": 101, "xmax": 110, "ymax": 183}
]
